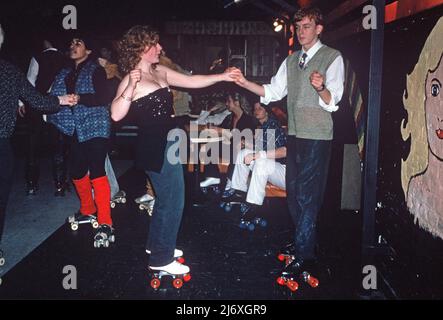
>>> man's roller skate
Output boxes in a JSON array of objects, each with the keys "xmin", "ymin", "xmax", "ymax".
[
  {"xmin": 238, "ymin": 202, "xmax": 267, "ymax": 231},
  {"xmin": 276, "ymin": 259, "xmax": 320, "ymax": 292},
  {"xmin": 93, "ymin": 224, "xmax": 115, "ymax": 248},
  {"xmin": 219, "ymin": 189, "xmax": 246, "ymax": 213},
  {"xmin": 200, "ymin": 177, "xmax": 221, "ymax": 195},
  {"xmin": 277, "ymin": 242, "xmax": 298, "ymax": 266},
  {"xmin": 67, "ymin": 211, "xmax": 99, "ymax": 231},
  {"xmin": 146, "ymin": 248, "xmax": 185, "ymax": 264},
  {"xmin": 135, "ymin": 193, "xmax": 155, "ymax": 216},
  {"xmin": 149, "ymin": 260, "xmax": 191, "ymax": 290},
  {"xmin": 110, "ymin": 190, "xmax": 127, "ymax": 208}
]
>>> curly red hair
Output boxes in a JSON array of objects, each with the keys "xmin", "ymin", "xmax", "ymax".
[{"xmin": 117, "ymin": 25, "xmax": 159, "ymax": 74}]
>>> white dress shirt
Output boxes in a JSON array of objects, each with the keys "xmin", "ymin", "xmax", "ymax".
[{"xmin": 261, "ymin": 40, "xmax": 344, "ymax": 112}]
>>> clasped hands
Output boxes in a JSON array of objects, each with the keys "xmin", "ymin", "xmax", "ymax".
[{"xmin": 58, "ymin": 94, "xmax": 80, "ymax": 106}]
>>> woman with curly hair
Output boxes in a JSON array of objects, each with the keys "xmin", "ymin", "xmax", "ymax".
[{"xmin": 111, "ymin": 25, "xmax": 237, "ymax": 279}]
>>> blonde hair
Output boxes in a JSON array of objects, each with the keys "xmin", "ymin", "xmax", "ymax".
[
  {"xmin": 401, "ymin": 17, "xmax": 443, "ymax": 197},
  {"xmin": 0, "ymin": 24, "xmax": 4, "ymax": 50}
]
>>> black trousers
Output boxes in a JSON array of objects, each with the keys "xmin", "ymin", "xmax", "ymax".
[
  {"xmin": 0, "ymin": 138, "xmax": 14, "ymax": 242},
  {"xmin": 70, "ymin": 137, "xmax": 109, "ymax": 180}
]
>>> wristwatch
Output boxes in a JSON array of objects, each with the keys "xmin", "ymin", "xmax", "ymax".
[{"xmin": 316, "ymin": 84, "xmax": 326, "ymax": 92}]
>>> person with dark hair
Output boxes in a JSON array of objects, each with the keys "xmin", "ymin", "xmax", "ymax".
[
  {"xmin": 111, "ymin": 25, "xmax": 237, "ymax": 284},
  {"xmin": 18, "ymin": 38, "xmax": 70, "ymax": 196},
  {"xmin": 199, "ymin": 90, "xmax": 257, "ymax": 196},
  {"xmin": 0, "ymin": 23, "xmax": 76, "ymax": 265},
  {"xmin": 47, "ymin": 36, "xmax": 116, "ymax": 247},
  {"xmin": 232, "ymin": 7, "xmax": 345, "ymax": 287}
]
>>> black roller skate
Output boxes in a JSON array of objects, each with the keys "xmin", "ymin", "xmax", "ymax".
[
  {"xmin": 67, "ymin": 211, "xmax": 99, "ymax": 231},
  {"xmin": 149, "ymin": 260, "xmax": 191, "ymax": 290},
  {"xmin": 276, "ymin": 259, "xmax": 319, "ymax": 292},
  {"xmin": 200, "ymin": 177, "xmax": 221, "ymax": 195},
  {"xmin": 25, "ymin": 181, "xmax": 38, "ymax": 196},
  {"xmin": 93, "ymin": 224, "xmax": 115, "ymax": 248},
  {"xmin": 54, "ymin": 181, "xmax": 68, "ymax": 197},
  {"xmin": 277, "ymin": 242, "xmax": 297, "ymax": 266},
  {"xmin": 219, "ymin": 190, "xmax": 246, "ymax": 213},
  {"xmin": 146, "ymin": 248, "xmax": 185, "ymax": 264},
  {"xmin": 110, "ymin": 190, "xmax": 127, "ymax": 208},
  {"xmin": 238, "ymin": 203, "xmax": 267, "ymax": 231},
  {"xmin": 0, "ymin": 249, "xmax": 5, "ymax": 267}
]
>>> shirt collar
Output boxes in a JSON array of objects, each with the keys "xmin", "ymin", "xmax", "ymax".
[{"xmin": 300, "ymin": 40, "xmax": 323, "ymax": 63}]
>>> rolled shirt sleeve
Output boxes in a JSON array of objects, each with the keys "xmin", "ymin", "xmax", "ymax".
[{"xmin": 318, "ymin": 55, "xmax": 345, "ymax": 112}]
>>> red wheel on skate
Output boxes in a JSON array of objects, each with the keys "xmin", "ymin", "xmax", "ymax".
[
  {"xmin": 177, "ymin": 257, "xmax": 185, "ymax": 264},
  {"xmin": 150, "ymin": 278, "xmax": 161, "ymax": 289},
  {"xmin": 183, "ymin": 274, "xmax": 191, "ymax": 282},
  {"xmin": 276, "ymin": 277, "xmax": 285, "ymax": 286},
  {"xmin": 286, "ymin": 280, "xmax": 299, "ymax": 292},
  {"xmin": 277, "ymin": 254, "xmax": 285, "ymax": 262},
  {"xmin": 307, "ymin": 276, "xmax": 319, "ymax": 288},
  {"xmin": 173, "ymin": 278, "xmax": 183, "ymax": 289}
]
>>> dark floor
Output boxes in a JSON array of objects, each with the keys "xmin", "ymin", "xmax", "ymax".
[{"xmin": 0, "ymin": 166, "xmax": 363, "ymax": 300}]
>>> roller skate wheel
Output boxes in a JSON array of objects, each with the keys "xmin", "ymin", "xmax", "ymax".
[
  {"xmin": 201, "ymin": 188, "xmax": 208, "ymax": 195},
  {"xmin": 0, "ymin": 277, "xmax": 2, "ymax": 286},
  {"xmin": 0, "ymin": 257, "xmax": 5, "ymax": 266},
  {"xmin": 247, "ymin": 223, "xmax": 255, "ymax": 231},
  {"xmin": 104, "ymin": 240, "xmax": 110, "ymax": 247},
  {"xmin": 219, "ymin": 202, "xmax": 225, "ymax": 209},
  {"xmin": 213, "ymin": 186, "xmax": 221, "ymax": 195},
  {"xmin": 239, "ymin": 221, "xmax": 246, "ymax": 229},
  {"xmin": 172, "ymin": 278, "xmax": 183, "ymax": 289},
  {"xmin": 150, "ymin": 278, "xmax": 161, "ymax": 289},
  {"xmin": 177, "ymin": 257, "xmax": 185, "ymax": 264},
  {"xmin": 307, "ymin": 276, "xmax": 319, "ymax": 288},
  {"xmin": 94, "ymin": 241, "xmax": 99, "ymax": 248},
  {"xmin": 259, "ymin": 219, "xmax": 267, "ymax": 227},
  {"xmin": 224, "ymin": 204, "xmax": 232, "ymax": 212},
  {"xmin": 183, "ymin": 274, "xmax": 191, "ymax": 282},
  {"xmin": 92, "ymin": 221, "xmax": 99, "ymax": 229},
  {"xmin": 71, "ymin": 223, "xmax": 79, "ymax": 231},
  {"xmin": 121, "ymin": 198, "xmax": 126, "ymax": 204},
  {"xmin": 139, "ymin": 204, "xmax": 145, "ymax": 210},
  {"xmin": 276, "ymin": 277, "xmax": 285, "ymax": 286},
  {"xmin": 109, "ymin": 235, "xmax": 116, "ymax": 242},
  {"xmin": 147, "ymin": 207, "xmax": 153, "ymax": 216},
  {"xmin": 287, "ymin": 280, "xmax": 299, "ymax": 292},
  {"xmin": 277, "ymin": 254, "xmax": 286, "ymax": 262},
  {"xmin": 110, "ymin": 201, "xmax": 116, "ymax": 209}
]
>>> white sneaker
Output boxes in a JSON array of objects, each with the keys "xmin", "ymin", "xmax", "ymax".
[
  {"xmin": 135, "ymin": 193, "xmax": 154, "ymax": 203},
  {"xmin": 146, "ymin": 248, "xmax": 183, "ymax": 258},
  {"xmin": 150, "ymin": 260, "xmax": 190, "ymax": 275},
  {"xmin": 200, "ymin": 177, "xmax": 220, "ymax": 188}
]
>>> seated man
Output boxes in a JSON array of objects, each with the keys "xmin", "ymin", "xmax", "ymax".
[{"xmin": 224, "ymin": 101, "xmax": 287, "ymax": 218}]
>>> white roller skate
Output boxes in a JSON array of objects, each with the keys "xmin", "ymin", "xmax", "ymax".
[
  {"xmin": 200, "ymin": 177, "xmax": 221, "ymax": 195},
  {"xmin": 110, "ymin": 190, "xmax": 127, "ymax": 208},
  {"xmin": 135, "ymin": 193, "xmax": 155, "ymax": 216},
  {"xmin": 146, "ymin": 248, "xmax": 185, "ymax": 263},
  {"xmin": 68, "ymin": 212, "xmax": 99, "ymax": 231},
  {"xmin": 93, "ymin": 224, "xmax": 115, "ymax": 248},
  {"xmin": 149, "ymin": 260, "xmax": 191, "ymax": 290}
]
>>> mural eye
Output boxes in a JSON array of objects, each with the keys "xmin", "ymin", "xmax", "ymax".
[{"xmin": 431, "ymin": 83, "xmax": 440, "ymax": 97}]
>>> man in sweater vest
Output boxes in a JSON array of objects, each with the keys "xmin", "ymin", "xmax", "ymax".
[{"xmin": 233, "ymin": 7, "xmax": 345, "ymax": 285}]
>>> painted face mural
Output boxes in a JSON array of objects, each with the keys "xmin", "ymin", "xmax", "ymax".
[{"xmin": 401, "ymin": 17, "xmax": 443, "ymax": 239}]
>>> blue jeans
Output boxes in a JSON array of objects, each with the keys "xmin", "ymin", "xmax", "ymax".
[
  {"xmin": 286, "ymin": 137, "xmax": 331, "ymax": 260},
  {"xmin": 146, "ymin": 140, "xmax": 185, "ymax": 267},
  {"xmin": 0, "ymin": 138, "xmax": 14, "ymax": 242}
]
